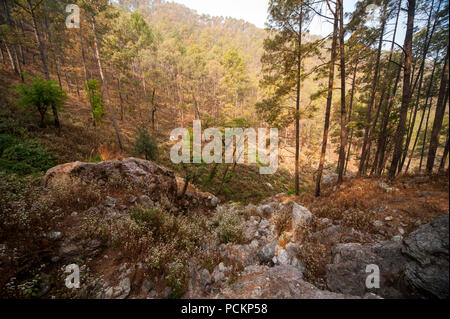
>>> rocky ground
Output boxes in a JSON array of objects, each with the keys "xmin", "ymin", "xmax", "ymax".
[{"xmin": 0, "ymin": 158, "xmax": 448, "ymax": 299}]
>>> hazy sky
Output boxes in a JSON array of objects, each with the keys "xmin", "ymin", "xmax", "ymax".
[
  {"xmin": 169, "ymin": 0, "xmax": 406, "ymax": 44},
  {"xmin": 170, "ymin": 0, "xmax": 356, "ymax": 35}
]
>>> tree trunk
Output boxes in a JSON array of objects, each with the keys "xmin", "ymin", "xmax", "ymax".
[
  {"xmin": 0, "ymin": 42, "xmax": 5, "ymax": 65},
  {"xmin": 27, "ymin": 0, "xmax": 60, "ymax": 128},
  {"xmin": 2, "ymin": 0, "xmax": 18, "ymax": 74},
  {"xmin": 74, "ymin": 72, "xmax": 80, "ymax": 97},
  {"xmin": 315, "ymin": 2, "xmax": 338, "ymax": 197},
  {"xmin": 439, "ymin": 133, "xmax": 449, "ymax": 173},
  {"xmin": 388, "ymin": 0, "xmax": 416, "ymax": 180},
  {"xmin": 344, "ymin": 61, "xmax": 358, "ymax": 175},
  {"xmin": 54, "ymin": 55, "xmax": 62, "ymax": 87},
  {"xmin": 419, "ymin": 97, "xmax": 433, "ymax": 171},
  {"xmin": 399, "ymin": 0, "xmax": 440, "ymax": 173},
  {"xmin": 405, "ymin": 56, "xmax": 438, "ymax": 173},
  {"xmin": 337, "ymin": 0, "xmax": 347, "ymax": 185},
  {"xmin": 426, "ymin": 52, "xmax": 449, "ymax": 174},
  {"xmin": 294, "ymin": 3, "xmax": 303, "ymax": 196},
  {"xmin": 151, "ymin": 88, "xmax": 157, "ymax": 133},
  {"xmin": 118, "ymin": 77, "xmax": 125, "ymax": 121},
  {"xmin": 369, "ymin": 1, "xmax": 401, "ymax": 175},
  {"xmin": 358, "ymin": 4, "xmax": 387, "ymax": 176},
  {"xmin": 79, "ymin": 29, "xmax": 96, "ymax": 127},
  {"xmin": 375, "ymin": 54, "xmax": 403, "ymax": 176},
  {"xmin": 91, "ymin": 15, "xmax": 124, "ymax": 152}
]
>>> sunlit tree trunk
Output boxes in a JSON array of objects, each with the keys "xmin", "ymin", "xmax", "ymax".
[
  {"xmin": 91, "ymin": 15, "xmax": 124, "ymax": 151},
  {"xmin": 427, "ymin": 54, "xmax": 449, "ymax": 174},
  {"xmin": 358, "ymin": 3, "xmax": 387, "ymax": 176},
  {"xmin": 294, "ymin": 3, "xmax": 303, "ymax": 195},
  {"xmin": 389, "ymin": 0, "xmax": 416, "ymax": 180},
  {"xmin": 315, "ymin": 1, "xmax": 338, "ymax": 197},
  {"xmin": 337, "ymin": 0, "xmax": 347, "ymax": 185}
]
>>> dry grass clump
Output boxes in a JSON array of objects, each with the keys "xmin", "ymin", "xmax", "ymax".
[
  {"xmin": 0, "ymin": 173, "xmax": 97, "ymax": 243},
  {"xmin": 296, "ymin": 242, "xmax": 330, "ymax": 285},
  {"xmin": 213, "ymin": 207, "xmax": 246, "ymax": 245},
  {"xmin": 81, "ymin": 205, "xmax": 219, "ymax": 298},
  {"xmin": 341, "ymin": 208, "xmax": 373, "ymax": 232},
  {"xmin": 241, "ymin": 204, "xmax": 265, "ymax": 220},
  {"xmin": 273, "ymin": 204, "xmax": 292, "ymax": 236}
]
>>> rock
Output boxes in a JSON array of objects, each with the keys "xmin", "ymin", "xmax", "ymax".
[
  {"xmin": 217, "ymin": 265, "xmax": 356, "ymax": 299},
  {"xmin": 372, "ymin": 206, "xmax": 388, "ymax": 214},
  {"xmin": 162, "ymin": 287, "xmax": 171, "ymax": 299},
  {"xmin": 322, "ymin": 173, "xmax": 338, "ymax": 186},
  {"xmin": 199, "ymin": 269, "xmax": 212, "ymax": 288},
  {"xmin": 104, "ymin": 287, "xmax": 114, "ymax": 299},
  {"xmin": 378, "ymin": 181, "xmax": 389, "ymax": 190},
  {"xmin": 128, "ymin": 195, "xmax": 137, "ymax": 204},
  {"xmin": 311, "ymin": 225, "xmax": 365, "ymax": 246},
  {"xmin": 277, "ymin": 249, "xmax": 290, "ymax": 265},
  {"xmin": 259, "ymin": 219, "xmax": 270, "ymax": 230},
  {"xmin": 291, "ymin": 203, "xmax": 312, "ymax": 229},
  {"xmin": 36, "ymin": 278, "xmax": 51, "ymax": 298},
  {"xmin": 257, "ymin": 205, "xmax": 274, "ymax": 218},
  {"xmin": 317, "ymin": 218, "xmax": 332, "ymax": 228},
  {"xmin": 141, "ymin": 279, "xmax": 154, "ymax": 295},
  {"xmin": 218, "ymin": 262, "xmax": 227, "ymax": 272},
  {"xmin": 105, "ymin": 196, "xmax": 117, "ymax": 208},
  {"xmin": 139, "ymin": 195, "xmax": 154, "ymax": 208},
  {"xmin": 326, "ymin": 215, "xmax": 450, "ymax": 299},
  {"xmin": 117, "ymin": 278, "xmax": 131, "ymax": 299},
  {"xmin": 326, "ymin": 240, "xmax": 407, "ymax": 299},
  {"xmin": 43, "ymin": 158, "xmax": 178, "ymax": 202},
  {"xmin": 257, "ymin": 241, "xmax": 277, "ymax": 264},
  {"xmin": 373, "ymin": 221, "xmax": 384, "ymax": 228},
  {"xmin": 249, "ymin": 240, "xmax": 259, "ymax": 250},
  {"xmin": 48, "ymin": 232, "xmax": 62, "ymax": 240},
  {"xmin": 378, "ymin": 181, "xmax": 396, "ymax": 193},
  {"xmin": 419, "ymin": 191, "xmax": 431, "ymax": 197},
  {"xmin": 402, "ymin": 215, "xmax": 449, "ymax": 299},
  {"xmin": 212, "ymin": 268, "xmax": 226, "ymax": 283},
  {"xmin": 385, "ymin": 216, "xmax": 393, "ymax": 222},
  {"xmin": 59, "ymin": 243, "xmax": 80, "ymax": 257},
  {"xmin": 87, "ymin": 239, "xmax": 102, "ymax": 250},
  {"xmin": 398, "ymin": 227, "xmax": 405, "ymax": 235},
  {"xmin": 210, "ymin": 196, "xmax": 219, "ymax": 208}
]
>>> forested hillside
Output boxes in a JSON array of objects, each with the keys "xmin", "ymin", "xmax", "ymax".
[{"xmin": 0, "ymin": 0, "xmax": 448, "ymax": 300}]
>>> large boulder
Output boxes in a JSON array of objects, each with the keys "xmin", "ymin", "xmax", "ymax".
[
  {"xmin": 43, "ymin": 157, "xmax": 178, "ymax": 201},
  {"xmin": 326, "ymin": 215, "xmax": 449, "ymax": 299},
  {"xmin": 402, "ymin": 215, "xmax": 449, "ymax": 299},
  {"xmin": 217, "ymin": 265, "xmax": 358, "ymax": 299},
  {"xmin": 291, "ymin": 203, "xmax": 313, "ymax": 229},
  {"xmin": 326, "ymin": 240, "xmax": 407, "ymax": 298}
]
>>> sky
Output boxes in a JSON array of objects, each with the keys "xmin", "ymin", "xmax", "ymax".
[{"xmin": 169, "ymin": 0, "xmax": 407, "ymax": 44}]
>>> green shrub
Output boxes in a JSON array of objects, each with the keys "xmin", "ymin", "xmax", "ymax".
[
  {"xmin": 130, "ymin": 206, "xmax": 173, "ymax": 237},
  {"xmin": 133, "ymin": 128, "xmax": 158, "ymax": 161},
  {"xmin": 0, "ymin": 134, "xmax": 19, "ymax": 155},
  {"xmin": 85, "ymin": 79, "xmax": 105, "ymax": 123},
  {"xmin": 214, "ymin": 208, "xmax": 245, "ymax": 244},
  {"xmin": 166, "ymin": 261, "xmax": 188, "ymax": 299},
  {"xmin": 16, "ymin": 77, "xmax": 66, "ymax": 127},
  {"xmin": 0, "ymin": 141, "xmax": 55, "ymax": 175}
]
